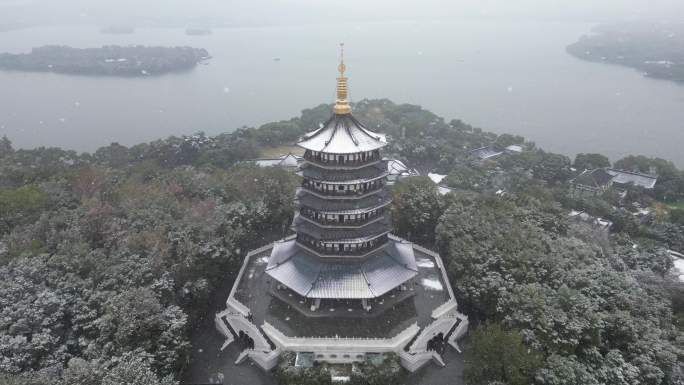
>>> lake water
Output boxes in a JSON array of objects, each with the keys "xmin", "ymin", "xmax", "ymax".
[{"xmin": 1, "ymin": 20, "xmax": 684, "ymax": 166}]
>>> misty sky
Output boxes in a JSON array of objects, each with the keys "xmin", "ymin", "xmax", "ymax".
[{"xmin": 1, "ymin": 0, "xmax": 683, "ymax": 27}]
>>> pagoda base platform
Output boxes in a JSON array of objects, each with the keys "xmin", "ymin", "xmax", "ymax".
[{"xmin": 215, "ymin": 234, "xmax": 469, "ymax": 372}]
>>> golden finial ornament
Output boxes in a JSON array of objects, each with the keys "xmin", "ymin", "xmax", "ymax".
[{"xmin": 334, "ymin": 43, "xmax": 352, "ymax": 115}]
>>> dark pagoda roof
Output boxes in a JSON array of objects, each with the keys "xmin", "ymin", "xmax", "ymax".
[
  {"xmin": 298, "ymin": 114, "xmax": 387, "ymax": 154},
  {"xmin": 294, "ymin": 215, "xmax": 391, "ymax": 242},
  {"xmin": 572, "ymin": 168, "xmax": 614, "ymax": 188},
  {"xmin": 296, "ymin": 189, "xmax": 392, "ymax": 213},
  {"xmin": 265, "ymin": 237, "xmax": 418, "ymax": 299}
]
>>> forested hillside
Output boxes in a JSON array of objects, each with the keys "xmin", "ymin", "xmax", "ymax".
[{"xmin": 0, "ymin": 100, "xmax": 682, "ymax": 384}]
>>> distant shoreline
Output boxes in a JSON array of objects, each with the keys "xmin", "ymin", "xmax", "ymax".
[
  {"xmin": 0, "ymin": 45, "xmax": 210, "ymax": 77},
  {"xmin": 567, "ymin": 22, "xmax": 684, "ymax": 83}
]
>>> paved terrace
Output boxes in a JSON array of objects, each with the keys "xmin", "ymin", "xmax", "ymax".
[{"xmin": 232, "ymin": 244, "xmax": 451, "ymax": 339}]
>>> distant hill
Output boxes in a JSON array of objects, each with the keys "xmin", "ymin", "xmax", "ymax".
[
  {"xmin": 567, "ymin": 21, "xmax": 684, "ymax": 82},
  {"xmin": 0, "ymin": 45, "xmax": 210, "ymax": 77}
]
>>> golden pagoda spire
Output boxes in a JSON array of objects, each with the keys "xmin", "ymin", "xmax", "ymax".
[{"xmin": 333, "ymin": 43, "xmax": 352, "ymax": 115}]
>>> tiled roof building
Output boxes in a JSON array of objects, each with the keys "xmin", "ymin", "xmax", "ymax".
[{"xmin": 571, "ymin": 168, "xmax": 658, "ymax": 196}]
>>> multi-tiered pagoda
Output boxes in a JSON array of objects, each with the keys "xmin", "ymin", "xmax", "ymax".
[{"xmin": 216, "ymin": 45, "xmax": 468, "ymax": 374}]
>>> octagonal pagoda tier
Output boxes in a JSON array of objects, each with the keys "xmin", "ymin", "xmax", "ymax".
[{"xmin": 292, "ymin": 110, "xmax": 395, "ymax": 257}]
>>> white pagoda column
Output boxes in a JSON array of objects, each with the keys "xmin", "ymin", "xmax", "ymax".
[{"xmin": 362, "ymin": 299, "xmax": 371, "ymax": 312}]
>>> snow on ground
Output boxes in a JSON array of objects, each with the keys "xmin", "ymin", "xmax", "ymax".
[{"xmin": 673, "ymin": 257, "xmax": 684, "ymax": 282}]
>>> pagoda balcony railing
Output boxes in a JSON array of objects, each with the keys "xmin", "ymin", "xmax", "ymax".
[
  {"xmin": 303, "ymin": 152, "xmax": 382, "ymax": 169},
  {"xmin": 300, "ymin": 185, "xmax": 385, "ymax": 199},
  {"xmin": 296, "ymin": 234, "xmax": 389, "ymax": 257},
  {"xmin": 295, "ymin": 191, "xmax": 393, "ymax": 213},
  {"xmin": 301, "ymin": 171, "xmax": 389, "ymax": 186},
  {"xmin": 298, "ymin": 211, "xmax": 387, "ymax": 228}
]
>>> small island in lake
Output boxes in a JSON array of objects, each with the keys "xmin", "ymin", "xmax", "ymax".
[
  {"xmin": 100, "ymin": 25, "xmax": 135, "ymax": 34},
  {"xmin": 567, "ymin": 21, "xmax": 684, "ymax": 82},
  {"xmin": 185, "ymin": 27, "xmax": 213, "ymax": 36},
  {"xmin": 0, "ymin": 45, "xmax": 210, "ymax": 77}
]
